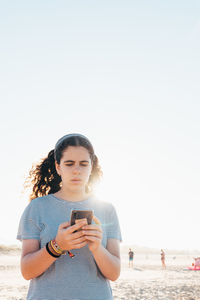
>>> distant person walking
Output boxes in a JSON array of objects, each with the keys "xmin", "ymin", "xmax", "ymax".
[
  {"xmin": 128, "ymin": 248, "xmax": 134, "ymax": 268},
  {"xmin": 161, "ymin": 249, "xmax": 166, "ymax": 269}
]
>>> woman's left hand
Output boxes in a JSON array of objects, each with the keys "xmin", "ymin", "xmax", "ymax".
[{"xmin": 82, "ymin": 216, "xmax": 103, "ymax": 253}]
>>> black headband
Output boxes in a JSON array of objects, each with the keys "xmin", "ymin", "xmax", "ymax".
[{"xmin": 54, "ymin": 133, "xmax": 93, "ymax": 152}]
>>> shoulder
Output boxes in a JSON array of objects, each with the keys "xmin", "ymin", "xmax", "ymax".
[
  {"xmin": 28, "ymin": 195, "xmax": 52, "ymax": 207},
  {"xmin": 91, "ymin": 197, "xmax": 120, "ymax": 225},
  {"xmin": 22, "ymin": 195, "xmax": 51, "ymax": 215},
  {"xmin": 91, "ymin": 196, "xmax": 116, "ymax": 212}
]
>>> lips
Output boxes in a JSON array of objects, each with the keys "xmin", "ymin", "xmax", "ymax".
[{"xmin": 71, "ymin": 178, "xmax": 81, "ymax": 182}]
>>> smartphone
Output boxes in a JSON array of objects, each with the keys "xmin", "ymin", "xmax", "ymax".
[{"xmin": 70, "ymin": 209, "xmax": 94, "ymax": 227}]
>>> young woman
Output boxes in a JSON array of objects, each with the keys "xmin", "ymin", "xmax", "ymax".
[{"xmin": 17, "ymin": 133, "xmax": 122, "ymax": 300}]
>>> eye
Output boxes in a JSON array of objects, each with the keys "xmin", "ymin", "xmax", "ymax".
[
  {"xmin": 65, "ymin": 163, "xmax": 73, "ymax": 166},
  {"xmin": 80, "ymin": 163, "xmax": 89, "ymax": 167}
]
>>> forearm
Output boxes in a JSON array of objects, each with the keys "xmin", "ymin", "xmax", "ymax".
[
  {"xmin": 21, "ymin": 246, "xmax": 57, "ymax": 280},
  {"xmin": 92, "ymin": 245, "xmax": 121, "ymax": 281}
]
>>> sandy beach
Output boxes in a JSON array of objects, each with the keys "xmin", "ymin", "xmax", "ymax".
[
  {"xmin": 0, "ymin": 248, "xmax": 200, "ymax": 300},
  {"xmin": 111, "ymin": 253, "xmax": 200, "ymax": 300}
]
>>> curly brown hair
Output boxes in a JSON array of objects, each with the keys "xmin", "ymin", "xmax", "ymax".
[{"xmin": 24, "ymin": 134, "xmax": 102, "ymax": 201}]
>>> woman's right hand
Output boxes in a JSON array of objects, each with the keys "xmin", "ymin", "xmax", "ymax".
[{"xmin": 55, "ymin": 220, "xmax": 87, "ymax": 251}]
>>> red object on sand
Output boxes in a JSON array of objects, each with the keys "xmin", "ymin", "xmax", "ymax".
[{"xmin": 187, "ymin": 266, "xmax": 200, "ymax": 271}]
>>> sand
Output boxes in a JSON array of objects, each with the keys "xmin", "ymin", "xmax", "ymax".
[
  {"xmin": 0, "ymin": 252, "xmax": 200, "ymax": 300},
  {"xmin": 111, "ymin": 254, "xmax": 200, "ymax": 300}
]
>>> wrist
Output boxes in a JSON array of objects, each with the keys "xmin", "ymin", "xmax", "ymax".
[
  {"xmin": 55, "ymin": 238, "xmax": 65, "ymax": 249},
  {"xmin": 90, "ymin": 244, "xmax": 103, "ymax": 256},
  {"xmin": 46, "ymin": 242, "xmax": 61, "ymax": 258},
  {"xmin": 55, "ymin": 238, "xmax": 75, "ymax": 259},
  {"xmin": 52, "ymin": 239, "xmax": 67, "ymax": 255}
]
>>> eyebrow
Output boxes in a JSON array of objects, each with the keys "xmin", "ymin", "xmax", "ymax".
[{"xmin": 64, "ymin": 160, "xmax": 89, "ymax": 163}]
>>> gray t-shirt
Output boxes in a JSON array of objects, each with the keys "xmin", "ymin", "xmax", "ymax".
[{"xmin": 17, "ymin": 194, "xmax": 122, "ymax": 300}]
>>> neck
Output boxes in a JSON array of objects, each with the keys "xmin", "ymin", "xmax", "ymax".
[{"xmin": 54, "ymin": 187, "xmax": 90, "ymax": 202}]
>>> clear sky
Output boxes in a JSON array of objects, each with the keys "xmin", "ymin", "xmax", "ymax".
[{"xmin": 0, "ymin": 0, "xmax": 200, "ymax": 250}]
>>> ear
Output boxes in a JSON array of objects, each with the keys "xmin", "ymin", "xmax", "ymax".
[{"xmin": 55, "ymin": 161, "xmax": 61, "ymax": 176}]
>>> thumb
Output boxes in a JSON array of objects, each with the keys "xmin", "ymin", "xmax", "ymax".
[
  {"xmin": 59, "ymin": 221, "xmax": 70, "ymax": 230},
  {"xmin": 93, "ymin": 215, "xmax": 101, "ymax": 225}
]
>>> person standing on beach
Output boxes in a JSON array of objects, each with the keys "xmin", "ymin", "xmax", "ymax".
[
  {"xmin": 128, "ymin": 248, "xmax": 134, "ymax": 268},
  {"xmin": 161, "ymin": 249, "xmax": 166, "ymax": 269},
  {"xmin": 17, "ymin": 133, "xmax": 122, "ymax": 300}
]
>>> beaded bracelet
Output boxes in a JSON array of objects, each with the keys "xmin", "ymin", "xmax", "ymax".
[
  {"xmin": 46, "ymin": 242, "xmax": 61, "ymax": 258},
  {"xmin": 51, "ymin": 239, "xmax": 75, "ymax": 258},
  {"xmin": 50, "ymin": 240, "xmax": 63, "ymax": 255},
  {"xmin": 51, "ymin": 239, "xmax": 67, "ymax": 255},
  {"xmin": 48, "ymin": 240, "xmax": 62, "ymax": 256}
]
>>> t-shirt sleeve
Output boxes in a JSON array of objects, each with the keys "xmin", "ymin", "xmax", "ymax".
[
  {"xmin": 16, "ymin": 201, "xmax": 42, "ymax": 241},
  {"xmin": 105, "ymin": 204, "xmax": 122, "ymax": 242}
]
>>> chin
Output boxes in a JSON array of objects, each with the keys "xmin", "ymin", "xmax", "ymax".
[{"xmin": 70, "ymin": 184, "xmax": 85, "ymax": 192}]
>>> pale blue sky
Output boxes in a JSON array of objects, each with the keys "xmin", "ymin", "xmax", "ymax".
[{"xmin": 0, "ymin": 1, "xmax": 200, "ymax": 250}]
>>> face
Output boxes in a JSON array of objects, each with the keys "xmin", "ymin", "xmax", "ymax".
[{"xmin": 55, "ymin": 146, "xmax": 92, "ymax": 192}]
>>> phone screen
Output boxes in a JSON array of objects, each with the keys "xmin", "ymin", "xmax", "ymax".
[{"xmin": 70, "ymin": 210, "xmax": 93, "ymax": 226}]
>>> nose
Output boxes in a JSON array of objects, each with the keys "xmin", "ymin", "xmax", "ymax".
[{"xmin": 73, "ymin": 165, "xmax": 81, "ymax": 174}]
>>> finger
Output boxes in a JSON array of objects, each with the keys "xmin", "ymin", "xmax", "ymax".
[
  {"xmin": 73, "ymin": 241, "xmax": 87, "ymax": 249},
  {"xmin": 71, "ymin": 230, "xmax": 85, "ymax": 239},
  {"xmin": 67, "ymin": 220, "xmax": 87, "ymax": 234},
  {"xmin": 75, "ymin": 218, "xmax": 87, "ymax": 224},
  {"xmin": 93, "ymin": 215, "xmax": 101, "ymax": 225},
  {"xmin": 82, "ymin": 224, "xmax": 102, "ymax": 232},
  {"xmin": 82, "ymin": 230, "xmax": 102, "ymax": 238},
  {"xmin": 59, "ymin": 221, "xmax": 70, "ymax": 230},
  {"xmin": 71, "ymin": 236, "xmax": 86, "ymax": 245},
  {"xmin": 84, "ymin": 236, "xmax": 100, "ymax": 242}
]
